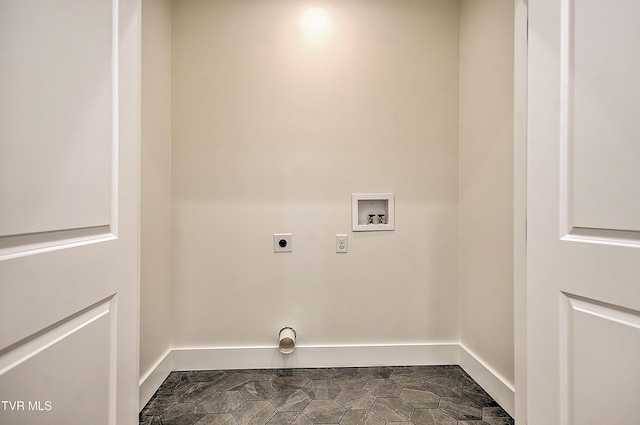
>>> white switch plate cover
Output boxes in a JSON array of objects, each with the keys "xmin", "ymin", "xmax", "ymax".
[
  {"xmin": 336, "ymin": 234, "xmax": 348, "ymax": 253},
  {"xmin": 273, "ymin": 234, "xmax": 292, "ymax": 252}
]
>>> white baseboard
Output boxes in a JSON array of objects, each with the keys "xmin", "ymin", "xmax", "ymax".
[
  {"xmin": 458, "ymin": 344, "xmax": 515, "ymax": 417},
  {"xmin": 139, "ymin": 349, "xmax": 173, "ymax": 411},
  {"xmin": 171, "ymin": 343, "xmax": 459, "ymax": 371},
  {"xmin": 139, "ymin": 343, "xmax": 515, "ymax": 418}
]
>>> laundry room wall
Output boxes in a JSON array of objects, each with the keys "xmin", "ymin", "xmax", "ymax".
[
  {"xmin": 459, "ymin": 0, "xmax": 515, "ymax": 388},
  {"xmin": 170, "ymin": 0, "xmax": 461, "ymax": 352},
  {"xmin": 141, "ymin": 0, "xmax": 173, "ymax": 380}
]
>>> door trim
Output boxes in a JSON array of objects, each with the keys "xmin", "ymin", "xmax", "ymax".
[{"xmin": 513, "ymin": 0, "xmax": 529, "ymax": 423}]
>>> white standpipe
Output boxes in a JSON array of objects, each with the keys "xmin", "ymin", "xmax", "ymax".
[{"xmin": 278, "ymin": 327, "xmax": 296, "ymax": 354}]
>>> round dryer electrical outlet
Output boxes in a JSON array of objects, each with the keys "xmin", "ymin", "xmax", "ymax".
[{"xmin": 273, "ymin": 234, "xmax": 292, "ymax": 253}]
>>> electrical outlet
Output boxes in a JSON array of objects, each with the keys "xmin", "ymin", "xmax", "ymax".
[
  {"xmin": 336, "ymin": 234, "xmax": 348, "ymax": 253},
  {"xmin": 273, "ymin": 234, "xmax": 292, "ymax": 253}
]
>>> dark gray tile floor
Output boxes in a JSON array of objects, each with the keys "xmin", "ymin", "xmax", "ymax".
[{"xmin": 140, "ymin": 366, "xmax": 514, "ymax": 425}]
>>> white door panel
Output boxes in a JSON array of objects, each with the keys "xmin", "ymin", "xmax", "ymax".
[
  {"xmin": 0, "ymin": 0, "xmax": 114, "ymax": 236},
  {"xmin": 566, "ymin": 0, "xmax": 640, "ymax": 233},
  {"xmin": 561, "ymin": 294, "xmax": 640, "ymax": 425},
  {"xmin": 528, "ymin": 0, "xmax": 640, "ymax": 424},
  {"xmin": 0, "ymin": 300, "xmax": 112, "ymax": 424},
  {"xmin": 0, "ymin": 0, "xmax": 139, "ymax": 424}
]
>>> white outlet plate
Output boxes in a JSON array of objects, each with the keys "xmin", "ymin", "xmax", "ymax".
[
  {"xmin": 273, "ymin": 234, "xmax": 292, "ymax": 253},
  {"xmin": 336, "ymin": 234, "xmax": 348, "ymax": 253}
]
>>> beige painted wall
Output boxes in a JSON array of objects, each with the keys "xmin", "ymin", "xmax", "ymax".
[
  {"xmin": 459, "ymin": 0, "xmax": 514, "ymax": 386},
  {"xmin": 139, "ymin": 0, "xmax": 516, "ymax": 391},
  {"xmin": 140, "ymin": 0, "xmax": 173, "ymax": 378},
  {"xmin": 171, "ymin": 0, "xmax": 461, "ymax": 349}
]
